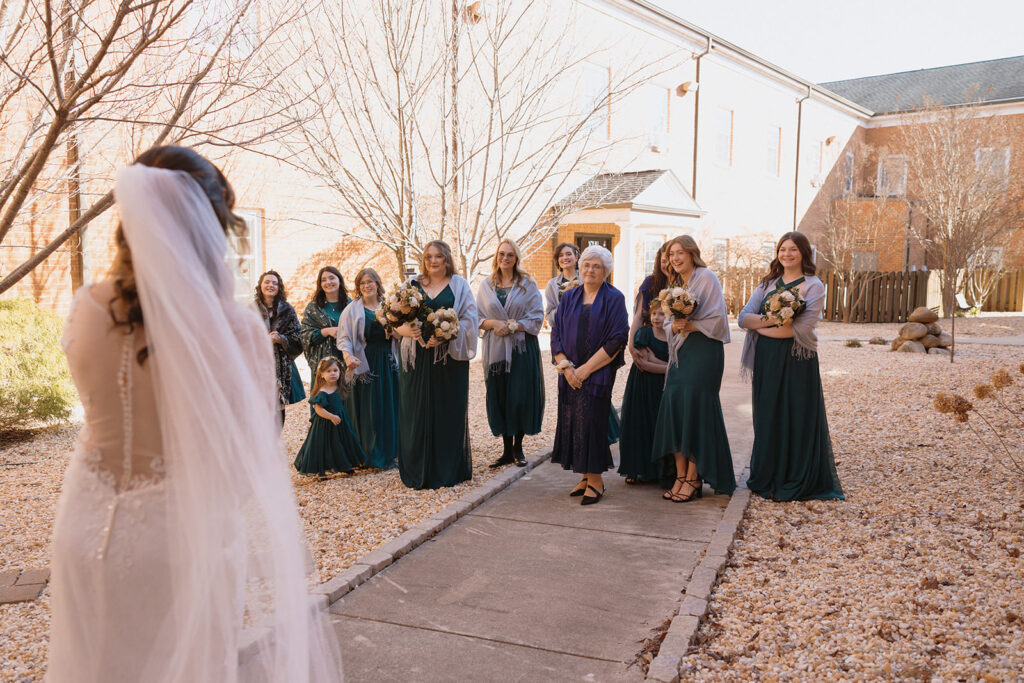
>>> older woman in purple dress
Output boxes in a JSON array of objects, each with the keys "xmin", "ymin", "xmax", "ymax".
[{"xmin": 550, "ymin": 245, "xmax": 629, "ymax": 506}]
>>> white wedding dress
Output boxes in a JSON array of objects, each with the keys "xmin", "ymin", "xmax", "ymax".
[{"xmin": 47, "ymin": 165, "xmax": 342, "ymax": 682}]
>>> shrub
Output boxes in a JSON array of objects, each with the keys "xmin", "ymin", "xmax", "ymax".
[
  {"xmin": 0, "ymin": 299, "xmax": 77, "ymax": 431},
  {"xmin": 844, "ymin": 339, "xmax": 862, "ymax": 348},
  {"xmin": 868, "ymin": 337, "xmax": 888, "ymax": 345}
]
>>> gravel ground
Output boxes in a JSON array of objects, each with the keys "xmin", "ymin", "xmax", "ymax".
[
  {"xmin": 680, "ymin": 340, "xmax": 1024, "ymax": 681},
  {"xmin": 0, "ymin": 349, "xmax": 625, "ymax": 681},
  {"xmin": 819, "ymin": 313, "xmax": 1024, "ymax": 341}
]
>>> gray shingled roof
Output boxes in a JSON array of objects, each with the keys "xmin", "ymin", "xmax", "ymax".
[
  {"xmin": 821, "ymin": 55, "xmax": 1024, "ymax": 114},
  {"xmin": 555, "ymin": 170, "xmax": 667, "ymax": 209}
]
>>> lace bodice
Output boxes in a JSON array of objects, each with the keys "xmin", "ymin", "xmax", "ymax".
[{"xmin": 62, "ymin": 281, "xmax": 165, "ymax": 491}]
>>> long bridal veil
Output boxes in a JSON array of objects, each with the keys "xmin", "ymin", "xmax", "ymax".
[{"xmin": 114, "ymin": 165, "xmax": 342, "ymax": 682}]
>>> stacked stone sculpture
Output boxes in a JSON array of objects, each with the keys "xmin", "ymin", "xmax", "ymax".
[{"xmin": 890, "ymin": 307, "xmax": 953, "ymax": 356}]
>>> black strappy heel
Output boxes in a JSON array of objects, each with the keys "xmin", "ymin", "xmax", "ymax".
[
  {"xmin": 672, "ymin": 478, "xmax": 703, "ymax": 503},
  {"xmin": 664, "ymin": 476, "xmax": 686, "ymax": 501},
  {"xmin": 569, "ymin": 478, "xmax": 588, "ymax": 497},
  {"xmin": 580, "ymin": 484, "xmax": 605, "ymax": 506}
]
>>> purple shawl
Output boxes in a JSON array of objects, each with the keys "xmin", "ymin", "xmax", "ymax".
[{"xmin": 550, "ymin": 281, "xmax": 629, "ymax": 397}]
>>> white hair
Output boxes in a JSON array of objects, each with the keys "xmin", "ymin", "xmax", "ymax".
[{"xmin": 579, "ymin": 245, "xmax": 614, "ymax": 274}]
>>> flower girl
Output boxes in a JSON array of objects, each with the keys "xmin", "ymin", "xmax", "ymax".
[{"xmin": 294, "ymin": 357, "xmax": 366, "ymax": 477}]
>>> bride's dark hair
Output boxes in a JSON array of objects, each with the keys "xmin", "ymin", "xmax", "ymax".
[{"xmin": 109, "ymin": 145, "xmax": 246, "ymax": 361}]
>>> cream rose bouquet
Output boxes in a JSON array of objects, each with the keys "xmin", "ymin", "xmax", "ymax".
[
  {"xmin": 380, "ymin": 282, "xmax": 424, "ymax": 331},
  {"xmin": 762, "ymin": 289, "xmax": 806, "ymax": 327},
  {"xmin": 558, "ymin": 276, "xmax": 581, "ymax": 294},
  {"xmin": 426, "ymin": 307, "xmax": 460, "ymax": 342},
  {"xmin": 658, "ymin": 286, "xmax": 697, "ymax": 320}
]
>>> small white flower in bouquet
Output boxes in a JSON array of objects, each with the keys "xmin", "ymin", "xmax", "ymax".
[
  {"xmin": 507, "ymin": 320, "xmax": 520, "ymax": 333},
  {"xmin": 658, "ymin": 287, "xmax": 697, "ymax": 319},
  {"xmin": 762, "ymin": 289, "xmax": 806, "ymax": 326},
  {"xmin": 430, "ymin": 308, "xmax": 460, "ymax": 341}
]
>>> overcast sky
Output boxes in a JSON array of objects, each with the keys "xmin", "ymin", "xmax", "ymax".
[{"xmin": 649, "ymin": 0, "xmax": 1024, "ymax": 83}]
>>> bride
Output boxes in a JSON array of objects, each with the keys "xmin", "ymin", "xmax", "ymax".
[{"xmin": 47, "ymin": 146, "xmax": 342, "ymax": 682}]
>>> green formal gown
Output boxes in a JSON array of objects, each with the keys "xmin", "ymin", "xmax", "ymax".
[
  {"xmin": 398, "ymin": 283, "xmax": 472, "ymax": 489},
  {"xmin": 617, "ymin": 327, "xmax": 670, "ymax": 482},
  {"xmin": 484, "ymin": 287, "xmax": 545, "ymax": 437},
  {"xmin": 747, "ymin": 336, "xmax": 844, "ymax": 501},
  {"xmin": 294, "ymin": 390, "xmax": 366, "ymax": 476},
  {"xmin": 347, "ymin": 309, "xmax": 400, "ymax": 470},
  {"xmin": 650, "ymin": 332, "xmax": 736, "ymax": 495}
]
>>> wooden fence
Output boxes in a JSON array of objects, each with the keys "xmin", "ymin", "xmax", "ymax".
[
  {"xmin": 982, "ymin": 268, "xmax": 1024, "ymax": 312},
  {"xmin": 819, "ymin": 269, "xmax": 930, "ymax": 323}
]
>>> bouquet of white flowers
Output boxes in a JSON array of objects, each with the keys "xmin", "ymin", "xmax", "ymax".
[
  {"xmin": 658, "ymin": 286, "xmax": 697, "ymax": 319},
  {"xmin": 762, "ymin": 289, "xmax": 806, "ymax": 327},
  {"xmin": 380, "ymin": 282, "xmax": 424, "ymax": 330},
  {"xmin": 426, "ymin": 308, "xmax": 460, "ymax": 342}
]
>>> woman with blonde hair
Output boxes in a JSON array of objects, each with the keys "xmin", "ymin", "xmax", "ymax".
[
  {"xmin": 338, "ymin": 267, "xmax": 400, "ymax": 469},
  {"xmin": 477, "ymin": 239, "xmax": 545, "ymax": 468},
  {"xmin": 650, "ymin": 235, "xmax": 735, "ymax": 502},
  {"xmin": 391, "ymin": 240, "xmax": 479, "ymax": 488}
]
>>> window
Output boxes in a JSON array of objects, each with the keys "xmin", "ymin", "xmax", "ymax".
[
  {"xmin": 975, "ymin": 146, "xmax": 1011, "ymax": 185},
  {"xmin": 712, "ymin": 238, "xmax": 729, "ymax": 269},
  {"xmin": 714, "ymin": 108, "xmax": 733, "ymax": 167},
  {"xmin": 877, "ymin": 155, "xmax": 907, "ymax": 197},
  {"xmin": 642, "ymin": 235, "xmax": 664, "ymax": 276},
  {"xmin": 765, "ymin": 125, "xmax": 781, "ymax": 177},
  {"xmin": 645, "ymin": 85, "xmax": 670, "ymax": 152},
  {"xmin": 581, "ymin": 63, "xmax": 610, "ymax": 140},
  {"xmin": 228, "ymin": 208, "xmax": 264, "ymax": 302},
  {"xmin": 851, "ymin": 250, "xmax": 878, "ymax": 272},
  {"xmin": 843, "ymin": 152, "xmax": 855, "ymax": 196},
  {"xmin": 761, "ymin": 240, "xmax": 775, "ymax": 266}
]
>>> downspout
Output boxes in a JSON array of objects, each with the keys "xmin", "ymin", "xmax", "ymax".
[
  {"xmin": 792, "ymin": 86, "xmax": 811, "ymax": 229},
  {"xmin": 691, "ymin": 37, "xmax": 712, "ymax": 200}
]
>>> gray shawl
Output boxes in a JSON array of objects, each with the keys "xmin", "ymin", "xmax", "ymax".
[
  {"xmin": 663, "ymin": 267, "xmax": 731, "ymax": 367},
  {"xmin": 392, "ymin": 274, "xmax": 479, "ymax": 371},
  {"xmin": 738, "ymin": 275, "xmax": 825, "ymax": 379},
  {"xmin": 476, "ymin": 277, "xmax": 544, "ymax": 376},
  {"xmin": 337, "ymin": 301, "xmax": 372, "ymax": 382},
  {"xmin": 544, "ymin": 275, "xmax": 573, "ymax": 326}
]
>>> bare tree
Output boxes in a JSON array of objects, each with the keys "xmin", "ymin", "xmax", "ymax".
[
  {"xmin": 0, "ymin": 0, "xmax": 320, "ymax": 295},
  {"xmin": 283, "ymin": 0, "xmax": 674, "ymax": 278},
  {"xmin": 816, "ymin": 143, "xmax": 905, "ymax": 323},
  {"xmin": 897, "ymin": 98, "xmax": 1024, "ymax": 318}
]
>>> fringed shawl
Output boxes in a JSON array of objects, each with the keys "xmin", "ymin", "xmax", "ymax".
[
  {"xmin": 300, "ymin": 299, "xmax": 347, "ymax": 372},
  {"xmin": 550, "ymin": 281, "xmax": 629, "ymax": 397},
  {"xmin": 738, "ymin": 275, "xmax": 825, "ymax": 379},
  {"xmin": 255, "ymin": 298, "xmax": 302, "ymax": 406},
  {"xmin": 337, "ymin": 301, "xmax": 373, "ymax": 382},
  {"xmin": 663, "ymin": 267, "xmax": 730, "ymax": 367},
  {"xmin": 476, "ymin": 277, "xmax": 544, "ymax": 376},
  {"xmin": 544, "ymin": 275, "xmax": 563, "ymax": 326},
  {"xmin": 392, "ymin": 274, "xmax": 479, "ymax": 371}
]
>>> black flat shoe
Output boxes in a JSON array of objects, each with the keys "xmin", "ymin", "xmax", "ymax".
[
  {"xmin": 489, "ymin": 454, "xmax": 513, "ymax": 469},
  {"xmin": 512, "ymin": 445, "xmax": 527, "ymax": 467},
  {"xmin": 569, "ymin": 478, "xmax": 588, "ymax": 496},
  {"xmin": 581, "ymin": 485, "xmax": 605, "ymax": 506}
]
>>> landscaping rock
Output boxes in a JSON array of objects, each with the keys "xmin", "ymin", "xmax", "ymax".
[
  {"xmin": 869, "ymin": 337, "xmax": 888, "ymax": 345},
  {"xmin": 920, "ymin": 334, "xmax": 940, "ymax": 349},
  {"xmin": 898, "ymin": 322, "xmax": 928, "ymax": 340},
  {"xmin": 929, "ymin": 347, "xmax": 951, "ymax": 357},
  {"xmin": 937, "ymin": 332, "xmax": 953, "ymax": 347},
  {"xmin": 897, "ymin": 340, "xmax": 926, "ymax": 353},
  {"xmin": 890, "ymin": 338, "xmax": 903, "ymax": 351},
  {"xmin": 926, "ymin": 322, "xmax": 943, "ymax": 336},
  {"xmin": 908, "ymin": 306, "xmax": 939, "ymax": 324}
]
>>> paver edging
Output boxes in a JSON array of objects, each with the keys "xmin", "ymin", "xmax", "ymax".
[
  {"xmin": 645, "ymin": 470, "xmax": 753, "ymax": 683},
  {"xmin": 314, "ymin": 448, "xmax": 553, "ymax": 608}
]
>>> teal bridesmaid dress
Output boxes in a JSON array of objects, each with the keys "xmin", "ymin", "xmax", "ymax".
[
  {"xmin": 484, "ymin": 287, "xmax": 545, "ymax": 437},
  {"xmin": 347, "ymin": 308, "xmax": 399, "ymax": 469},
  {"xmin": 397, "ymin": 283, "xmax": 472, "ymax": 489},
  {"xmin": 650, "ymin": 332, "xmax": 736, "ymax": 495},
  {"xmin": 747, "ymin": 278, "xmax": 844, "ymax": 501},
  {"xmin": 294, "ymin": 390, "xmax": 366, "ymax": 476},
  {"xmin": 617, "ymin": 327, "xmax": 669, "ymax": 482}
]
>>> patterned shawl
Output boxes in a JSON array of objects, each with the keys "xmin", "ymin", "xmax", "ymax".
[
  {"xmin": 301, "ymin": 300, "xmax": 346, "ymax": 373},
  {"xmin": 256, "ymin": 297, "xmax": 303, "ymax": 407}
]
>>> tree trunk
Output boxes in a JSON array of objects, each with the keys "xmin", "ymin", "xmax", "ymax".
[{"xmin": 67, "ymin": 133, "xmax": 84, "ymax": 291}]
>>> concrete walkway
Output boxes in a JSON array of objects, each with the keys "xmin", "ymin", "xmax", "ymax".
[{"xmin": 329, "ymin": 342, "xmax": 753, "ymax": 681}]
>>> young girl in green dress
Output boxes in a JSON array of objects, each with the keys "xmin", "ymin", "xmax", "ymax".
[
  {"xmin": 618, "ymin": 302, "xmax": 670, "ymax": 484},
  {"xmin": 294, "ymin": 357, "xmax": 366, "ymax": 477}
]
